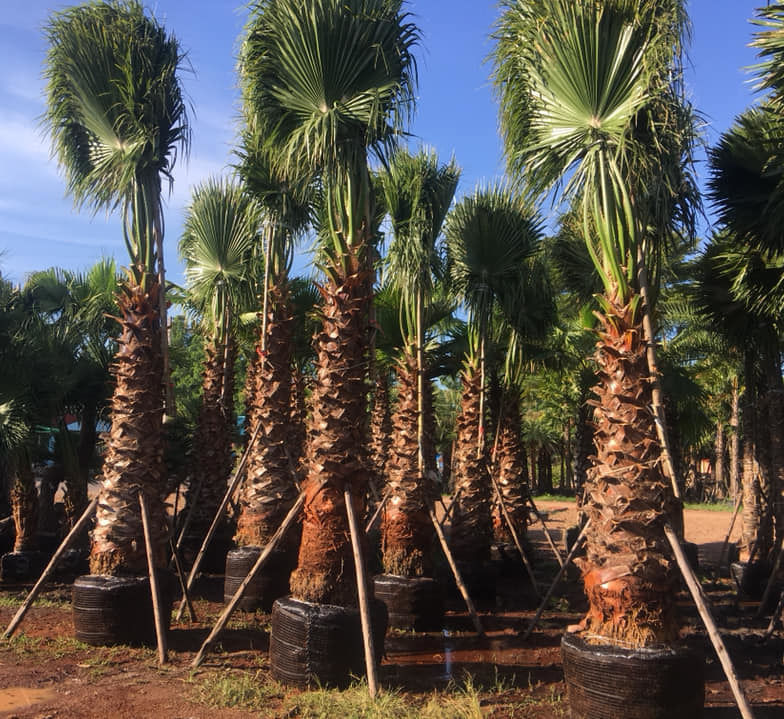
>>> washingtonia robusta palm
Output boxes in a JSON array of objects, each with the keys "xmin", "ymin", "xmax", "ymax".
[
  {"xmin": 240, "ymin": 0, "xmax": 418, "ymax": 605},
  {"xmin": 445, "ymin": 184, "xmax": 543, "ymax": 565},
  {"xmin": 377, "ymin": 148, "xmax": 459, "ymax": 577},
  {"xmin": 494, "ymin": 0, "xmax": 697, "ymax": 645},
  {"xmin": 179, "ymin": 178, "xmax": 261, "ymax": 541},
  {"xmin": 43, "ymin": 1, "xmax": 190, "ymax": 574}
]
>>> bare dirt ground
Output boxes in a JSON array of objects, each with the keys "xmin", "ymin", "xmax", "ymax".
[{"xmin": 0, "ymin": 500, "xmax": 781, "ymax": 718}]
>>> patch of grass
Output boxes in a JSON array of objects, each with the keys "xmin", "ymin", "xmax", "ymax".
[
  {"xmin": 1, "ymin": 632, "xmax": 86, "ymax": 659},
  {"xmin": 420, "ymin": 675, "xmax": 483, "ymax": 719},
  {"xmin": 683, "ymin": 501, "xmax": 734, "ymax": 512},
  {"xmin": 195, "ymin": 669, "xmax": 283, "ymax": 712},
  {"xmin": 0, "ymin": 594, "xmax": 70, "ymax": 609},
  {"xmin": 285, "ymin": 680, "xmax": 418, "ymax": 719},
  {"xmin": 534, "ymin": 494, "xmax": 576, "ymax": 503}
]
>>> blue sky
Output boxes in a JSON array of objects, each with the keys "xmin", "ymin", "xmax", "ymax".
[{"xmin": 0, "ymin": 1, "xmax": 763, "ymax": 287}]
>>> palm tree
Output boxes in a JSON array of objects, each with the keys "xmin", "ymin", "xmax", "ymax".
[
  {"xmin": 445, "ymin": 184, "xmax": 544, "ymax": 566},
  {"xmin": 43, "ymin": 1, "xmax": 190, "ymax": 575},
  {"xmin": 178, "ymin": 178, "xmax": 261, "ymax": 544},
  {"xmin": 240, "ymin": 0, "xmax": 418, "ymax": 606},
  {"xmin": 494, "ymin": 0, "xmax": 697, "ymax": 645},
  {"xmin": 377, "ymin": 148, "xmax": 459, "ymax": 577}
]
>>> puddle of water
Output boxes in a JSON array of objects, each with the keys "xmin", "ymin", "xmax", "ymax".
[
  {"xmin": 0, "ymin": 687, "xmax": 55, "ymax": 711},
  {"xmin": 442, "ymin": 629, "xmax": 453, "ymax": 679}
]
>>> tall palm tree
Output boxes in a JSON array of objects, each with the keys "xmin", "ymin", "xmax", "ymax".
[
  {"xmin": 179, "ymin": 178, "xmax": 261, "ymax": 542},
  {"xmin": 377, "ymin": 148, "xmax": 459, "ymax": 577},
  {"xmin": 240, "ymin": 0, "xmax": 418, "ymax": 605},
  {"xmin": 445, "ymin": 185, "xmax": 544, "ymax": 565},
  {"xmin": 494, "ymin": 0, "xmax": 697, "ymax": 645},
  {"xmin": 43, "ymin": 1, "xmax": 190, "ymax": 575}
]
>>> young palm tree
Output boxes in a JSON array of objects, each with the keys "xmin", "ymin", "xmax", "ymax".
[
  {"xmin": 445, "ymin": 185, "xmax": 544, "ymax": 565},
  {"xmin": 179, "ymin": 178, "xmax": 261, "ymax": 542},
  {"xmin": 240, "ymin": 0, "xmax": 418, "ymax": 605},
  {"xmin": 43, "ymin": 1, "xmax": 190, "ymax": 575},
  {"xmin": 494, "ymin": 0, "xmax": 697, "ymax": 645},
  {"xmin": 377, "ymin": 148, "xmax": 459, "ymax": 577}
]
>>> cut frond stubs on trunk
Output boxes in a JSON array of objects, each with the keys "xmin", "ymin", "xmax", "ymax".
[
  {"xmin": 493, "ymin": 394, "xmax": 529, "ymax": 544},
  {"xmin": 575, "ymin": 297, "xmax": 680, "ymax": 647},
  {"xmin": 90, "ymin": 282, "xmax": 169, "ymax": 576},
  {"xmin": 450, "ymin": 360, "xmax": 494, "ymax": 564},
  {"xmin": 235, "ymin": 284, "xmax": 298, "ymax": 549},
  {"xmin": 381, "ymin": 350, "xmax": 434, "ymax": 577},
  {"xmin": 289, "ymin": 268, "xmax": 372, "ymax": 607}
]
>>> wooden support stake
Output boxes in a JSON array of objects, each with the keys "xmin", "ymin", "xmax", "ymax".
[
  {"xmin": 3, "ymin": 496, "xmax": 99, "ymax": 641},
  {"xmin": 428, "ymin": 507, "xmax": 484, "ymax": 637},
  {"xmin": 345, "ymin": 487, "xmax": 379, "ymax": 699},
  {"xmin": 174, "ymin": 472, "xmax": 204, "ymax": 553},
  {"xmin": 522, "ymin": 520, "xmax": 590, "ymax": 642},
  {"xmin": 139, "ymin": 492, "xmax": 168, "ymax": 665},
  {"xmin": 192, "ymin": 491, "xmax": 305, "ymax": 668},
  {"xmin": 175, "ymin": 421, "xmax": 264, "ymax": 621},
  {"xmin": 365, "ymin": 490, "xmax": 390, "ymax": 535},
  {"xmin": 714, "ymin": 496, "xmax": 743, "ymax": 581},
  {"xmin": 489, "ymin": 474, "xmax": 540, "ymax": 597},
  {"xmin": 169, "ymin": 537, "xmax": 197, "ymax": 623},
  {"xmin": 762, "ymin": 588, "xmax": 784, "ymax": 641},
  {"xmin": 663, "ymin": 522, "xmax": 755, "ymax": 719},
  {"xmin": 526, "ymin": 495, "xmax": 565, "ymax": 568},
  {"xmin": 756, "ymin": 535, "xmax": 784, "ymax": 619},
  {"xmin": 438, "ymin": 487, "xmax": 462, "ymax": 529}
]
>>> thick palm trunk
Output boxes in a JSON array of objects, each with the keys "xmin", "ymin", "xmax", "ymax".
[
  {"xmin": 450, "ymin": 360, "xmax": 493, "ymax": 564},
  {"xmin": 369, "ymin": 372, "xmax": 392, "ymax": 494},
  {"xmin": 290, "ymin": 366, "xmax": 308, "ymax": 470},
  {"xmin": 380, "ymin": 350, "xmax": 433, "ymax": 577},
  {"xmin": 573, "ymin": 397, "xmax": 594, "ymax": 498},
  {"xmin": 235, "ymin": 284, "xmax": 298, "ymax": 547},
  {"xmin": 575, "ymin": 296, "xmax": 679, "ymax": 646},
  {"xmin": 289, "ymin": 265, "xmax": 371, "ymax": 606},
  {"xmin": 183, "ymin": 338, "xmax": 233, "ymax": 536},
  {"xmin": 493, "ymin": 392, "xmax": 528, "ymax": 543},
  {"xmin": 714, "ymin": 420, "xmax": 726, "ymax": 494},
  {"xmin": 90, "ymin": 284, "xmax": 168, "ymax": 575},
  {"xmin": 729, "ymin": 379, "xmax": 740, "ymax": 501},
  {"xmin": 11, "ymin": 459, "xmax": 37, "ymax": 552}
]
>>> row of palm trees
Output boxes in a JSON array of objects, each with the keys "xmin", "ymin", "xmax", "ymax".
[{"xmin": 4, "ymin": 0, "xmax": 784, "ymax": 697}]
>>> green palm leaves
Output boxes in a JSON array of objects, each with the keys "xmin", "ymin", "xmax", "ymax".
[{"xmin": 43, "ymin": 0, "xmax": 190, "ymax": 285}]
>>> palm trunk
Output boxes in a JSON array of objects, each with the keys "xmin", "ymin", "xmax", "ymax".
[
  {"xmin": 183, "ymin": 337, "xmax": 233, "ymax": 537},
  {"xmin": 575, "ymin": 295, "xmax": 679, "ymax": 646},
  {"xmin": 290, "ymin": 366, "xmax": 308, "ymax": 471},
  {"xmin": 729, "ymin": 378, "xmax": 741, "ymax": 502},
  {"xmin": 11, "ymin": 458, "xmax": 37, "ymax": 552},
  {"xmin": 450, "ymin": 358, "xmax": 493, "ymax": 564},
  {"xmin": 369, "ymin": 372, "xmax": 392, "ymax": 495},
  {"xmin": 493, "ymin": 392, "xmax": 528, "ymax": 543},
  {"xmin": 380, "ymin": 349, "xmax": 433, "ymax": 576},
  {"xmin": 289, "ymin": 262, "xmax": 371, "ymax": 606},
  {"xmin": 714, "ymin": 420, "xmax": 726, "ymax": 497},
  {"xmin": 235, "ymin": 283, "xmax": 298, "ymax": 547},
  {"xmin": 90, "ymin": 283, "xmax": 168, "ymax": 575}
]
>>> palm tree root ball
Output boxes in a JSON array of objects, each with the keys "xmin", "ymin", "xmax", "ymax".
[{"xmin": 373, "ymin": 574, "xmax": 444, "ymax": 632}]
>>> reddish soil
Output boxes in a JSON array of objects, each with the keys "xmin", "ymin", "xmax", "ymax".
[{"xmin": 0, "ymin": 500, "xmax": 782, "ymax": 718}]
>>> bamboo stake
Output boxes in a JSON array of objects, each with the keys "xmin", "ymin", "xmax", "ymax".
[
  {"xmin": 2, "ymin": 496, "xmax": 99, "ymax": 640},
  {"xmin": 365, "ymin": 490, "xmax": 390, "ymax": 535},
  {"xmin": 526, "ymin": 495, "xmax": 565, "ymax": 568},
  {"xmin": 169, "ymin": 537, "xmax": 197, "ymax": 623},
  {"xmin": 191, "ymin": 490, "xmax": 305, "ymax": 668},
  {"xmin": 174, "ymin": 472, "xmax": 205, "ymax": 553},
  {"xmin": 489, "ymin": 474, "xmax": 539, "ymax": 597},
  {"xmin": 344, "ymin": 487, "xmax": 379, "ymax": 698},
  {"xmin": 139, "ymin": 492, "xmax": 168, "ymax": 665},
  {"xmin": 715, "ymin": 495, "xmax": 743, "ymax": 580},
  {"xmin": 663, "ymin": 522, "xmax": 755, "ymax": 719},
  {"xmin": 175, "ymin": 420, "xmax": 264, "ymax": 621},
  {"xmin": 428, "ymin": 507, "xmax": 484, "ymax": 637},
  {"xmin": 438, "ymin": 487, "xmax": 462, "ymax": 529},
  {"xmin": 522, "ymin": 520, "xmax": 590, "ymax": 642},
  {"xmin": 756, "ymin": 535, "xmax": 784, "ymax": 619}
]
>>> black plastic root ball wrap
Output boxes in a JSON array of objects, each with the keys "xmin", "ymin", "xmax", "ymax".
[
  {"xmin": 561, "ymin": 632, "xmax": 705, "ymax": 719},
  {"xmin": 373, "ymin": 574, "xmax": 444, "ymax": 632},
  {"xmin": 269, "ymin": 596, "xmax": 387, "ymax": 688}
]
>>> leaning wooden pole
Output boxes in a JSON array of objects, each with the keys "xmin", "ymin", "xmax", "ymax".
[
  {"xmin": 526, "ymin": 495, "xmax": 565, "ymax": 568},
  {"xmin": 364, "ymin": 489, "xmax": 390, "ymax": 535},
  {"xmin": 139, "ymin": 492, "xmax": 168, "ymax": 665},
  {"xmin": 175, "ymin": 420, "xmax": 264, "ymax": 621},
  {"xmin": 191, "ymin": 490, "xmax": 305, "ymax": 669},
  {"xmin": 715, "ymin": 495, "xmax": 743, "ymax": 580},
  {"xmin": 169, "ymin": 538, "xmax": 197, "ymax": 623},
  {"xmin": 762, "ymin": 588, "xmax": 784, "ymax": 641},
  {"xmin": 345, "ymin": 486, "xmax": 379, "ymax": 699},
  {"xmin": 663, "ymin": 522, "xmax": 755, "ymax": 719},
  {"xmin": 438, "ymin": 486, "xmax": 462, "ymax": 529},
  {"xmin": 489, "ymin": 473, "xmax": 539, "ymax": 597},
  {"xmin": 428, "ymin": 507, "xmax": 484, "ymax": 637},
  {"xmin": 522, "ymin": 520, "xmax": 590, "ymax": 643},
  {"xmin": 2, "ymin": 496, "xmax": 99, "ymax": 641},
  {"xmin": 756, "ymin": 535, "xmax": 784, "ymax": 619}
]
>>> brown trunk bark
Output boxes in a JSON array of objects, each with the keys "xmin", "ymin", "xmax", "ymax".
[
  {"xmin": 714, "ymin": 419, "xmax": 726, "ymax": 496},
  {"xmin": 450, "ymin": 360, "xmax": 493, "ymax": 564},
  {"xmin": 729, "ymin": 379, "xmax": 740, "ymax": 502},
  {"xmin": 11, "ymin": 459, "xmax": 37, "ymax": 552},
  {"xmin": 235, "ymin": 283, "xmax": 298, "ymax": 547},
  {"xmin": 380, "ymin": 350, "xmax": 433, "ymax": 577},
  {"xmin": 493, "ymin": 392, "xmax": 528, "ymax": 543},
  {"xmin": 369, "ymin": 371, "xmax": 392, "ymax": 495},
  {"xmin": 289, "ymin": 263, "xmax": 371, "ymax": 607},
  {"xmin": 90, "ymin": 283, "xmax": 168, "ymax": 575},
  {"xmin": 290, "ymin": 366, "xmax": 308, "ymax": 471},
  {"xmin": 575, "ymin": 296, "xmax": 679, "ymax": 646}
]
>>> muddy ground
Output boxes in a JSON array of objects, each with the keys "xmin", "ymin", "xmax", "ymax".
[{"xmin": 0, "ymin": 500, "xmax": 782, "ymax": 718}]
